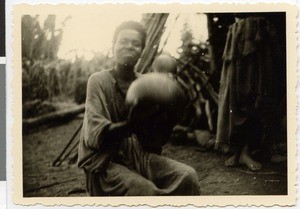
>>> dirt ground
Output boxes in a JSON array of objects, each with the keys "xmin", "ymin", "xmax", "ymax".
[{"xmin": 23, "ymin": 117, "xmax": 287, "ymax": 197}]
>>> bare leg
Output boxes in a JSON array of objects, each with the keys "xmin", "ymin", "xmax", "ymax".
[
  {"xmin": 225, "ymin": 154, "xmax": 239, "ymax": 167},
  {"xmin": 225, "ymin": 149, "xmax": 240, "ymax": 167},
  {"xmin": 239, "ymin": 145, "xmax": 262, "ymax": 171}
]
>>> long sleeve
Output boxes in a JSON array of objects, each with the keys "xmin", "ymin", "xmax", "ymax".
[
  {"xmin": 82, "ymin": 73, "xmax": 111, "ymax": 150},
  {"xmin": 78, "ymin": 70, "xmax": 132, "ymax": 172}
]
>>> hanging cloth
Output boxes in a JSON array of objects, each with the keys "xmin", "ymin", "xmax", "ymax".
[{"xmin": 215, "ymin": 16, "xmax": 280, "ymax": 152}]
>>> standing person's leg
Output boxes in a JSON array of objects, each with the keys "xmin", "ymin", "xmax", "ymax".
[
  {"xmin": 140, "ymin": 152, "xmax": 200, "ymax": 195},
  {"xmin": 85, "ymin": 162, "xmax": 159, "ymax": 196},
  {"xmin": 224, "ymin": 116, "xmax": 262, "ymax": 171},
  {"xmin": 238, "ymin": 116, "xmax": 263, "ymax": 171},
  {"xmin": 239, "ymin": 144, "xmax": 262, "ymax": 171}
]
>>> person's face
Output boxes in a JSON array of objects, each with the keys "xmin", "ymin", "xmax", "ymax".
[{"xmin": 113, "ymin": 29, "xmax": 143, "ymax": 67}]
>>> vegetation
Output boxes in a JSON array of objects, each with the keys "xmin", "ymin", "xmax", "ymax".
[
  {"xmin": 22, "ymin": 14, "xmax": 169, "ymax": 119},
  {"xmin": 21, "ymin": 15, "xmax": 114, "ymax": 118},
  {"xmin": 21, "ymin": 13, "xmax": 232, "ymax": 126},
  {"xmin": 174, "ymin": 15, "xmax": 232, "ymax": 132}
]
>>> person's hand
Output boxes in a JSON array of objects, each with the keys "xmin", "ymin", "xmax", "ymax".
[{"xmin": 127, "ymin": 99, "xmax": 164, "ymax": 130}]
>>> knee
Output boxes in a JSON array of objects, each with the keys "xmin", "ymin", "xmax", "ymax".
[
  {"xmin": 183, "ymin": 167, "xmax": 198, "ymax": 183},
  {"xmin": 178, "ymin": 166, "xmax": 201, "ymax": 195}
]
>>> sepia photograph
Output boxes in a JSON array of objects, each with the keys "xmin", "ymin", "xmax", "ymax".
[{"xmin": 11, "ymin": 3, "xmax": 297, "ymax": 207}]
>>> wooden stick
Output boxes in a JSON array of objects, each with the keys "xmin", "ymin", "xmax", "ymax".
[{"xmin": 52, "ymin": 122, "xmax": 82, "ymax": 167}]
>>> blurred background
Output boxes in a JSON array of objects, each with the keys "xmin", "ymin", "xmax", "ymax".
[{"xmin": 22, "ymin": 13, "xmax": 216, "ymax": 126}]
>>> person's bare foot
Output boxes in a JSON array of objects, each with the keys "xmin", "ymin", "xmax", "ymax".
[
  {"xmin": 239, "ymin": 146, "xmax": 262, "ymax": 171},
  {"xmin": 225, "ymin": 154, "xmax": 239, "ymax": 167}
]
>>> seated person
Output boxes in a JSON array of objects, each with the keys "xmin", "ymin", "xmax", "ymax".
[{"xmin": 77, "ymin": 21, "xmax": 200, "ymax": 196}]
